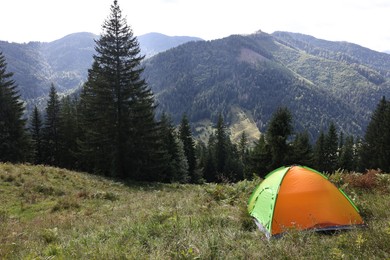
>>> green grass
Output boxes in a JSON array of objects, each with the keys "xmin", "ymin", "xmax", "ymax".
[{"xmin": 0, "ymin": 163, "xmax": 389, "ymax": 259}]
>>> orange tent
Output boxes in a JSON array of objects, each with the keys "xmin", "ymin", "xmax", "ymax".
[{"xmin": 248, "ymin": 166, "xmax": 364, "ymax": 238}]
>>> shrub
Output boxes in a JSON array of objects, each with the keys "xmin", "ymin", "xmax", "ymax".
[{"xmin": 344, "ymin": 170, "xmax": 379, "ymax": 190}]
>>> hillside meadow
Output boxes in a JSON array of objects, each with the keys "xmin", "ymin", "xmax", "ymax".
[{"xmin": 0, "ymin": 163, "xmax": 389, "ymax": 259}]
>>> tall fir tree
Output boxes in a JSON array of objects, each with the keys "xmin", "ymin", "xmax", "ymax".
[
  {"xmin": 42, "ymin": 84, "xmax": 61, "ymax": 166},
  {"xmin": 339, "ymin": 135, "xmax": 356, "ymax": 171},
  {"xmin": 266, "ymin": 107, "xmax": 293, "ymax": 169},
  {"xmin": 178, "ymin": 114, "xmax": 197, "ymax": 182},
  {"xmin": 160, "ymin": 113, "xmax": 189, "ymax": 183},
  {"xmin": 362, "ymin": 97, "xmax": 390, "ymax": 171},
  {"xmin": 238, "ymin": 131, "xmax": 250, "ymax": 178},
  {"xmin": 79, "ymin": 0, "xmax": 163, "ymax": 179},
  {"xmin": 203, "ymin": 133, "xmax": 217, "ymax": 182},
  {"xmin": 324, "ymin": 122, "xmax": 339, "ymax": 173},
  {"xmin": 215, "ymin": 114, "xmax": 228, "ymax": 178},
  {"xmin": 289, "ymin": 131, "xmax": 313, "ymax": 167},
  {"xmin": 249, "ymin": 135, "xmax": 271, "ymax": 178},
  {"xmin": 0, "ymin": 52, "xmax": 30, "ymax": 162},
  {"xmin": 29, "ymin": 106, "xmax": 43, "ymax": 164},
  {"xmin": 314, "ymin": 130, "xmax": 326, "ymax": 172},
  {"xmin": 58, "ymin": 96, "xmax": 79, "ymax": 169}
]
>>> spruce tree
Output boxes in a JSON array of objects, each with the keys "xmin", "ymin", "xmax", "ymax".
[
  {"xmin": 215, "ymin": 114, "xmax": 228, "ymax": 178},
  {"xmin": 289, "ymin": 131, "xmax": 313, "ymax": 167},
  {"xmin": 58, "ymin": 96, "xmax": 79, "ymax": 169},
  {"xmin": 324, "ymin": 122, "xmax": 339, "ymax": 173},
  {"xmin": 339, "ymin": 135, "xmax": 355, "ymax": 171},
  {"xmin": 29, "ymin": 106, "xmax": 43, "ymax": 164},
  {"xmin": 0, "ymin": 52, "xmax": 30, "ymax": 162},
  {"xmin": 203, "ymin": 133, "xmax": 216, "ymax": 182},
  {"xmin": 42, "ymin": 84, "xmax": 61, "ymax": 166},
  {"xmin": 179, "ymin": 114, "xmax": 197, "ymax": 182},
  {"xmin": 314, "ymin": 131, "xmax": 326, "ymax": 172},
  {"xmin": 363, "ymin": 97, "xmax": 390, "ymax": 171},
  {"xmin": 238, "ymin": 131, "xmax": 250, "ymax": 178},
  {"xmin": 249, "ymin": 135, "xmax": 271, "ymax": 178},
  {"xmin": 160, "ymin": 113, "xmax": 189, "ymax": 182},
  {"xmin": 266, "ymin": 107, "xmax": 293, "ymax": 169},
  {"xmin": 79, "ymin": 0, "xmax": 162, "ymax": 179}
]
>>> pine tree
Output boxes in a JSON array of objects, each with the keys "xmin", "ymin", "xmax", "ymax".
[
  {"xmin": 79, "ymin": 0, "xmax": 162, "ymax": 179},
  {"xmin": 289, "ymin": 131, "xmax": 313, "ymax": 167},
  {"xmin": 29, "ymin": 106, "xmax": 43, "ymax": 164},
  {"xmin": 215, "ymin": 114, "xmax": 228, "ymax": 178},
  {"xmin": 42, "ymin": 84, "xmax": 61, "ymax": 166},
  {"xmin": 238, "ymin": 131, "xmax": 250, "ymax": 178},
  {"xmin": 178, "ymin": 114, "xmax": 197, "ymax": 182},
  {"xmin": 203, "ymin": 133, "xmax": 216, "ymax": 182},
  {"xmin": 249, "ymin": 135, "xmax": 271, "ymax": 178},
  {"xmin": 0, "ymin": 52, "xmax": 30, "ymax": 162},
  {"xmin": 266, "ymin": 107, "xmax": 293, "ymax": 169},
  {"xmin": 58, "ymin": 96, "xmax": 79, "ymax": 169},
  {"xmin": 314, "ymin": 131, "xmax": 326, "ymax": 172},
  {"xmin": 324, "ymin": 122, "xmax": 339, "ymax": 173},
  {"xmin": 339, "ymin": 135, "xmax": 355, "ymax": 171},
  {"xmin": 160, "ymin": 113, "xmax": 189, "ymax": 183},
  {"xmin": 363, "ymin": 97, "xmax": 390, "ymax": 171}
]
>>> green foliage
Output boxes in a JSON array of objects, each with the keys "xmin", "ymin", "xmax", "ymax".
[
  {"xmin": 77, "ymin": 1, "xmax": 163, "ymax": 180},
  {"xmin": 362, "ymin": 97, "xmax": 390, "ymax": 172},
  {"xmin": 29, "ymin": 106, "xmax": 43, "ymax": 164},
  {"xmin": 0, "ymin": 52, "xmax": 31, "ymax": 163},
  {"xmin": 178, "ymin": 114, "xmax": 197, "ymax": 182},
  {"xmin": 42, "ymin": 84, "xmax": 61, "ymax": 165},
  {"xmin": 266, "ymin": 107, "xmax": 293, "ymax": 169}
]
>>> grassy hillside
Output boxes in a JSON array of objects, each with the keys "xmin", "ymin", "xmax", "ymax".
[{"xmin": 0, "ymin": 163, "xmax": 389, "ymax": 259}]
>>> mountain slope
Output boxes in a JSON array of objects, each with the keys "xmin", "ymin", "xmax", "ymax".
[
  {"xmin": 0, "ymin": 32, "xmax": 201, "ymax": 112},
  {"xmin": 144, "ymin": 31, "xmax": 390, "ymax": 139}
]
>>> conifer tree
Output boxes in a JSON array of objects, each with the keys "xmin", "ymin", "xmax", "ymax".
[
  {"xmin": 29, "ymin": 106, "xmax": 43, "ymax": 164},
  {"xmin": 339, "ymin": 135, "xmax": 355, "ymax": 171},
  {"xmin": 249, "ymin": 135, "xmax": 271, "ymax": 178},
  {"xmin": 203, "ymin": 133, "xmax": 217, "ymax": 182},
  {"xmin": 179, "ymin": 114, "xmax": 197, "ymax": 182},
  {"xmin": 160, "ymin": 113, "xmax": 189, "ymax": 182},
  {"xmin": 58, "ymin": 96, "xmax": 79, "ymax": 169},
  {"xmin": 324, "ymin": 122, "xmax": 339, "ymax": 173},
  {"xmin": 289, "ymin": 131, "xmax": 313, "ymax": 166},
  {"xmin": 0, "ymin": 52, "xmax": 30, "ymax": 162},
  {"xmin": 79, "ymin": 0, "xmax": 162, "ymax": 179},
  {"xmin": 42, "ymin": 84, "xmax": 61, "ymax": 166},
  {"xmin": 266, "ymin": 107, "xmax": 293, "ymax": 169},
  {"xmin": 314, "ymin": 131, "xmax": 326, "ymax": 172},
  {"xmin": 363, "ymin": 97, "xmax": 390, "ymax": 171},
  {"xmin": 215, "ymin": 114, "xmax": 228, "ymax": 178},
  {"xmin": 238, "ymin": 131, "xmax": 250, "ymax": 178}
]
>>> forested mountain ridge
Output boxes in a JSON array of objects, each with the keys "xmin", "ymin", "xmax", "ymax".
[
  {"xmin": 143, "ymin": 31, "xmax": 390, "ymax": 140},
  {"xmin": 0, "ymin": 32, "xmax": 201, "ymax": 112},
  {"xmin": 0, "ymin": 32, "xmax": 96, "ymax": 112},
  {"xmin": 1, "ymin": 30, "xmax": 390, "ymax": 140}
]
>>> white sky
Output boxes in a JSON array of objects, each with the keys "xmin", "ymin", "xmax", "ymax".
[{"xmin": 1, "ymin": 0, "xmax": 389, "ymax": 52}]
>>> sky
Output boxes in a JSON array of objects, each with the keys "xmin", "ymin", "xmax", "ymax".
[{"xmin": 1, "ymin": 0, "xmax": 389, "ymax": 52}]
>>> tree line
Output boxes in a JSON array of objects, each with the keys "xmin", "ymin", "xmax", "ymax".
[{"xmin": 2, "ymin": 1, "xmax": 390, "ymax": 182}]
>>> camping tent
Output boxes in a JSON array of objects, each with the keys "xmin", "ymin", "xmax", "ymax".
[{"xmin": 248, "ymin": 165, "xmax": 364, "ymax": 238}]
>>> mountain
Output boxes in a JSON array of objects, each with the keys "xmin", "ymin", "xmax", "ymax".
[
  {"xmin": 1, "ymin": 30, "xmax": 390, "ymax": 140},
  {"xmin": 138, "ymin": 32, "xmax": 203, "ymax": 58},
  {"xmin": 143, "ymin": 31, "xmax": 390, "ymax": 140},
  {"xmin": 0, "ymin": 32, "xmax": 97, "ymax": 112},
  {"xmin": 0, "ymin": 32, "xmax": 201, "ymax": 112}
]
